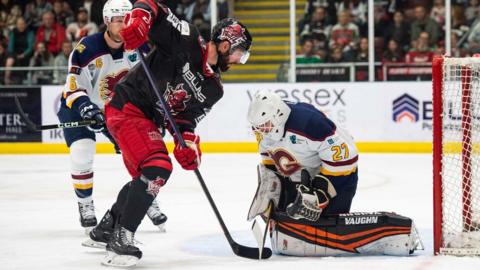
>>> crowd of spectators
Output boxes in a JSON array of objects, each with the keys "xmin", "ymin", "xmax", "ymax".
[
  {"xmin": 296, "ymin": 0, "xmax": 480, "ymax": 66},
  {"xmin": 0, "ymin": 0, "xmax": 230, "ymax": 85}
]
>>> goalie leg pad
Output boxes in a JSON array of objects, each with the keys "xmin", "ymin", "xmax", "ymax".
[
  {"xmin": 270, "ymin": 212, "xmax": 422, "ymax": 256},
  {"xmin": 247, "ymin": 164, "xmax": 282, "ymax": 221}
]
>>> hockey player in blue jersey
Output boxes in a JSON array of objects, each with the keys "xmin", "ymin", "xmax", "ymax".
[
  {"xmin": 246, "ymin": 90, "xmax": 422, "ymax": 256},
  {"xmin": 248, "ymin": 90, "xmax": 359, "ymax": 221},
  {"xmin": 57, "ymin": 0, "xmax": 167, "ymax": 235}
]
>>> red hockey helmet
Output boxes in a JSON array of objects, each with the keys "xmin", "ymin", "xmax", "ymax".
[{"xmin": 211, "ymin": 18, "xmax": 252, "ymax": 64}]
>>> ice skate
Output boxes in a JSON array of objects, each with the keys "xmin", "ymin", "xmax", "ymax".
[
  {"xmin": 82, "ymin": 210, "xmax": 114, "ymax": 249},
  {"xmin": 78, "ymin": 201, "xmax": 97, "ymax": 235},
  {"xmin": 147, "ymin": 199, "xmax": 167, "ymax": 232},
  {"xmin": 102, "ymin": 226, "xmax": 142, "ymax": 268}
]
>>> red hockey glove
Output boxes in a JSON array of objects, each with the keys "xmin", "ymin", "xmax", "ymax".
[
  {"xmin": 120, "ymin": 8, "xmax": 152, "ymax": 50},
  {"xmin": 173, "ymin": 132, "xmax": 202, "ymax": 170}
]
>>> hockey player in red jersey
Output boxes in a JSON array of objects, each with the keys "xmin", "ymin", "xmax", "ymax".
[
  {"xmin": 91, "ymin": 0, "xmax": 252, "ymax": 266},
  {"xmin": 246, "ymin": 91, "xmax": 422, "ymax": 257}
]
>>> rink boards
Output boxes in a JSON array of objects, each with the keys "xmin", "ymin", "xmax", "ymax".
[{"xmin": 0, "ymin": 82, "xmax": 433, "ymax": 153}]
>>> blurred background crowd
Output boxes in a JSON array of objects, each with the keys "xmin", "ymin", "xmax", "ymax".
[{"xmin": 0, "ymin": 0, "xmax": 477, "ymax": 84}]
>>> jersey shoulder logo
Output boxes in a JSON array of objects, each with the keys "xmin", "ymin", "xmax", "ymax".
[
  {"xmin": 128, "ymin": 53, "xmax": 137, "ymax": 62},
  {"xmin": 75, "ymin": 44, "xmax": 86, "ymax": 53},
  {"xmin": 166, "ymin": 10, "xmax": 190, "ymax": 36}
]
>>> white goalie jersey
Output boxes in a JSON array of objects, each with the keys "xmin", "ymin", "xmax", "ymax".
[
  {"xmin": 258, "ymin": 102, "xmax": 358, "ymax": 180},
  {"xmin": 62, "ymin": 32, "xmax": 148, "ymax": 109}
]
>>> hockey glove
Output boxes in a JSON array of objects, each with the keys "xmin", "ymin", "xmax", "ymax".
[
  {"xmin": 78, "ymin": 100, "xmax": 106, "ymax": 133},
  {"xmin": 120, "ymin": 8, "xmax": 152, "ymax": 50},
  {"xmin": 286, "ymin": 170, "xmax": 335, "ymax": 221},
  {"xmin": 173, "ymin": 132, "xmax": 201, "ymax": 170}
]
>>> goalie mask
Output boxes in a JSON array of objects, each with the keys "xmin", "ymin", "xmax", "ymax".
[{"xmin": 247, "ymin": 90, "xmax": 291, "ymax": 141}]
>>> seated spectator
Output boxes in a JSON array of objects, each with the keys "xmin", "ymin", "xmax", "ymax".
[
  {"xmin": 384, "ymin": 11, "xmax": 410, "ymax": 52},
  {"xmin": 327, "ymin": 46, "xmax": 347, "ymax": 63},
  {"xmin": 23, "ymin": 1, "xmax": 38, "ymax": 28},
  {"xmin": 467, "ymin": 18, "xmax": 480, "ymax": 54},
  {"xmin": 411, "ymin": 6, "xmax": 440, "ymax": 47},
  {"xmin": 297, "ymin": 38, "xmax": 323, "ymax": 64},
  {"xmin": 382, "ymin": 39, "xmax": 404, "ymax": 62},
  {"xmin": 355, "ymin": 37, "xmax": 368, "ymax": 62},
  {"xmin": 28, "ymin": 41, "xmax": 54, "ymax": 85},
  {"xmin": 175, "ymin": 0, "xmax": 194, "ymax": 21},
  {"xmin": 450, "ymin": 32, "xmax": 469, "ymax": 57},
  {"xmin": 451, "ymin": 5, "xmax": 469, "ymax": 42},
  {"xmin": 185, "ymin": 0, "xmax": 211, "ymax": 23},
  {"xmin": 430, "ymin": 0, "xmax": 445, "ymax": 25},
  {"xmin": 33, "ymin": 0, "xmax": 53, "ymax": 28},
  {"xmin": 65, "ymin": 7, "xmax": 97, "ymax": 46},
  {"xmin": 5, "ymin": 4, "xmax": 22, "ymax": 31},
  {"xmin": 35, "ymin": 10, "xmax": 66, "ymax": 55},
  {"xmin": 337, "ymin": 0, "xmax": 367, "ymax": 36},
  {"xmin": 330, "ymin": 10, "xmax": 359, "ymax": 55},
  {"xmin": 53, "ymin": 0, "xmax": 75, "ymax": 27},
  {"xmin": 300, "ymin": 7, "xmax": 331, "ymax": 44},
  {"xmin": 0, "ymin": 42, "xmax": 7, "ymax": 85},
  {"xmin": 466, "ymin": 0, "xmax": 480, "ymax": 25},
  {"xmin": 5, "ymin": 17, "xmax": 35, "ymax": 85},
  {"xmin": 311, "ymin": 32, "xmax": 329, "ymax": 54},
  {"xmin": 81, "ymin": 0, "xmax": 107, "ymax": 27},
  {"xmin": 191, "ymin": 13, "xmax": 210, "ymax": 41},
  {"xmin": 53, "ymin": 40, "xmax": 72, "ymax": 84},
  {"xmin": 405, "ymin": 31, "xmax": 435, "ymax": 63}
]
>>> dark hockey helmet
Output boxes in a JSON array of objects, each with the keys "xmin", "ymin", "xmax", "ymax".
[{"xmin": 211, "ymin": 18, "xmax": 252, "ymax": 64}]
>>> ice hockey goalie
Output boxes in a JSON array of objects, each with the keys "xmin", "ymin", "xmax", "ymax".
[
  {"xmin": 245, "ymin": 90, "xmax": 422, "ymax": 256},
  {"xmin": 248, "ymin": 164, "xmax": 423, "ymax": 257}
]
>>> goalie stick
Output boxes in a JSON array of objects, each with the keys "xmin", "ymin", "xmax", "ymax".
[
  {"xmin": 137, "ymin": 50, "xmax": 272, "ymax": 260},
  {"xmin": 14, "ymin": 96, "xmax": 96, "ymax": 131},
  {"xmin": 252, "ymin": 202, "xmax": 273, "ymax": 259}
]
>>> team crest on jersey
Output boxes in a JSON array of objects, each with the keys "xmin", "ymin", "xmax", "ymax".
[
  {"xmin": 128, "ymin": 53, "xmax": 137, "ymax": 62},
  {"xmin": 327, "ymin": 138, "xmax": 334, "ymax": 145},
  {"xmin": 268, "ymin": 148, "xmax": 301, "ymax": 176},
  {"xmin": 289, "ymin": 135, "xmax": 297, "ymax": 144},
  {"xmin": 164, "ymin": 82, "xmax": 191, "ymax": 114},
  {"xmin": 99, "ymin": 69, "xmax": 129, "ymax": 102}
]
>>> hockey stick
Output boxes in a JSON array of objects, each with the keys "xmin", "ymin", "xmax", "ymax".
[
  {"xmin": 251, "ymin": 202, "xmax": 273, "ymax": 259},
  {"xmin": 14, "ymin": 95, "xmax": 96, "ymax": 131},
  {"xmin": 137, "ymin": 50, "xmax": 272, "ymax": 260}
]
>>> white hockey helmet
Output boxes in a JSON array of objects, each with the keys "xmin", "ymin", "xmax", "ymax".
[
  {"xmin": 103, "ymin": 0, "xmax": 132, "ymax": 24},
  {"xmin": 247, "ymin": 90, "xmax": 291, "ymax": 141}
]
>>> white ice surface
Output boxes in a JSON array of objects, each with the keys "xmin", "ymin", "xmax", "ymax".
[{"xmin": 0, "ymin": 153, "xmax": 479, "ymax": 269}]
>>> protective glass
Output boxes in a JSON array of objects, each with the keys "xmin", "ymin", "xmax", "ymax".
[{"xmin": 230, "ymin": 48, "xmax": 250, "ymax": 64}]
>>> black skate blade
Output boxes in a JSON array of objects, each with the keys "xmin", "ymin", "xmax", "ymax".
[
  {"xmin": 102, "ymin": 251, "xmax": 139, "ymax": 268},
  {"xmin": 81, "ymin": 238, "xmax": 107, "ymax": 249}
]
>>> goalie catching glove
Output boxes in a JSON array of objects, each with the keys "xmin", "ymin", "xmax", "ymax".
[
  {"xmin": 286, "ymin": 170, "xmax": 337, "ymax": 221},
  {"xmin": 173, "ymin": 132, "xmax": 201, "ymax": 170}
]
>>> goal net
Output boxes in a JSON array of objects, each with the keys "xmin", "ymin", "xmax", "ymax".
[{"xmin": 433, "ymin": 56, "xmax": 480, "ymax": 256}]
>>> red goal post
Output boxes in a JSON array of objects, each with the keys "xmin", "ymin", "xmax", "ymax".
[{"xmin": 433, "ymin": 56, "xmax": 480, "ymax": 256}]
